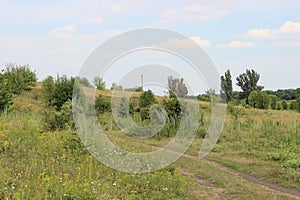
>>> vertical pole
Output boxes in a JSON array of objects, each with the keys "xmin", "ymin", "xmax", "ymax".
[{"xmin": 141, "ymin": 74, "xmax": 143, "ymax": 91}]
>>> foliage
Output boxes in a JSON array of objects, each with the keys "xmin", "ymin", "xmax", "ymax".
[
  {"xmin": 0, "ymin": 74, "xmax": 12, "ymax": 111},
  {"xmin": 282, "ymin": 100, "xmax": 288, "ymax": 110},
  {"xmin": 139, "ymin": 90, "xmax": 156, "ymax": 108},
  {"xmin": 95, "ymin": 95, "xmax": 111, "ymax": 114},
  {"xmin": 268, "ymin": 95, "xmax": 278, "ymax": 110},
  {"xmin": 3, "ymin": 63, "xmax": 37, "ymax": 95},
  {"xmin": 297, "ymin": 97, "xmax": 300, "ymax": 113},
  {"xmin": 43, "ymin": 75, "xmax": 75, "ymax": 110},
  {"xmin": 248, "ymin": 91, "xmax": 270, "ymax": 109},
  {"xmin": 220, "ymin": 69, "xmax": 233, "ymax": 103},
  {"xmin": 236, "ymin": 69, "xmax": 264, "ymax": 104},
  {"xmin": 43, "ymin": 100, "xmax": 74, "ymax": 131},
  {"xmin": 124, "ymin": 86, "xmax": 143, "ymax": 92},
  {"xmin": 110, "ymin": 82, "xmax": 123, "ymax": 90},
  {"xmin": 167, "ymin": 76, "xmax": 188, "ymax": 98},
  {"xmin": 93, "ymin": 76, "xmax": 106, "ymax": 90},
  {"xmin": 75, "ymin": 76, "xmax": 92, "ymax": 87},
  {"xmin": 162, "ymin": 92, "xmax": 181, "ymax": 121}
]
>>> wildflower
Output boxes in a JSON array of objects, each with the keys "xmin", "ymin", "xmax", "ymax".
[{"xmin": 112, "ymin": 182, "xmax": 117, "ymax": 186}]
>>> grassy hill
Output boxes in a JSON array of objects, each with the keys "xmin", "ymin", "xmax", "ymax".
[{"xmin": 0, "ymin": 86, "xmax": 299, "ymax": 199}]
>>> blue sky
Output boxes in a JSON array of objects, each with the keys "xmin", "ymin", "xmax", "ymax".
[{"xmin": 1, "ymin": 0, "xmax": 300, "ymax": 94}]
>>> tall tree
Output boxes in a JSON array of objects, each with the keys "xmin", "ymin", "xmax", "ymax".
[
  {"xmin": 167, "ymin": 76, "xmax": 188, "ymax": 98},
  {"xmin": 236, "ymin": 69, "xmax": 264, "ymax": 104},
  {"xmin": 220, "ymin": 69, "xmax": 233, "ymax": 103}
]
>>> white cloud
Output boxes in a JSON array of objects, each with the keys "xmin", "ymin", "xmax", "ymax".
[
  {"xmin": 159, "ymin": 37, "xmax": 211, "ymax": 49},
  {"xmin": 79, "ymin": 17, "xmax": 105, "ymax": 26},
  {"xmin": 216, "ymin": 41, "xmax": 255, "ymax": 48},
  {"xmin": 49, "ymin": 25, "xmax": 77, "ymax": 40},
  {"xmin": 150, "ymin": 2, "xmax": 231, "ymax": 26},
  {"xmin": 236, "ymin": 21, "xmax": 300, "ymax": 39},
  {"xmin": 190, "ymin": 37, "xmax": 211, "ymax": 48}
]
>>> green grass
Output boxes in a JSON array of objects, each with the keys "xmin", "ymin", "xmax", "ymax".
[{"xmin": 0, "ymin": 87, "xmax": 299, "ymax": 199}]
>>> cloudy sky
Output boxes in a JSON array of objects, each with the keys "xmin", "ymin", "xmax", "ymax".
[{"xmin": 1, "ymin": 0, "xmax": 300, "ymax": 93}]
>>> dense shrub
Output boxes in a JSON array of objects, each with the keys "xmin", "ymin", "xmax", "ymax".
[
  {"xmin": 0, "ymin": 74, "xmax": 12, "ymax": 111},
  {"xmin": 3, "ymin": 64, "xmax": 37, "ymax": 95},
  {"xmin": 95, "ymin": 95, "xmax": 111, "ymax": 114},
  {"xmin": 43, "ymin": 75, "xmax": 75, "ymax": 110},
  {"xmin": 248, "ymin": 91, "xmax": 270, "ymax": 109}
]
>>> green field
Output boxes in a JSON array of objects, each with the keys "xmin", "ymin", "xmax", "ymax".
[{"xmin": 0, "ymin": 86, "xmax": 299, "ymax": 199}]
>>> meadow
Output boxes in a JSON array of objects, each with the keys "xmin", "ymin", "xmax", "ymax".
[{"xmin": 0, "ymin": 86, "xmax": 299, "ymax": 199}]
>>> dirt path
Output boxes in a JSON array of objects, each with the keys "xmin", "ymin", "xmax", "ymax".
[
  {"xmin": 205, "ymin": 159, "xmax": 300, "ymax": 200},
  {"xmin": 147, "ymin": 144, "xmax": 300, "ymax": 199}
]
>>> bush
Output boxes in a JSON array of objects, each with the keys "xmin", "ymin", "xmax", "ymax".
[
  {"xmin": 248, "ymin": 91, "xmax": 270, "ymax": 109},
  {"xmin": 269, "ymin": 94, "xmax": 278, "ymax": 109},
  {"xmin": 43, "ymin": 75, "xmax": 75, "ymax": 110},
  {"xmin": 0, "ymin": 74, "xmax": 12, "ymax": 111},
  {"xmin": 3, "ymin": 63, "xmax": 37, "ymax": 95},
  {"xmin": 95, "ymin": 95, "xmax": 111, "ymax": 114},
  {"xmin": 282, "ymin": 100, "xmax": 288, "ymax": 110},
  {"xmin": 297, "ymin": 97, "xmax": 300, "ymax": 113}
]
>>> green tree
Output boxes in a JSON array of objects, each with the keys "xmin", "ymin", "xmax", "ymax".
[
  {"xmin": 43, "ymin": 75, "xmax": 75, "ymax": 110},
  {"xmin": 162, "ymin": 92, "xmax": 181, "ymax": 120},
  {"xmin": 139, "ymin": 90, "xmax": 156, "ymax": 108},
  {"xmin": 236, "ymin": 69, "xmax": 264, "ymax": 104},
  {"xmin": 0, "ymin": 73, "xmax": 12, "ymax": 111},
  {"xmin": 111, "ymin": 83, "xmax": 123, "ymax": 90},
  {"xmin": 93, "ymin": 76, "xmax": 105, "ymax": 90},
  {"xmin": 220, "ymin": 69, "xmax": 233, "ymax": 103},
  {"xmin": 76, "ymin": 76, "xmax": 92, "ymax": 87},
  {"xmin": 139, "ymin": 90, "xmax": 156, "ymax": 121},
  {"xmin": 95, "ymin": 95, "xmax": 111, "ymax": 114},
  {"xmin": 269, "ymin": 94, "xmax": 278, "ymax": 110},
  {"xmin": 3, "ymin": 63, "xmax": 37, "ymax": 94},
  {"xmin": 167, "ymin": 76, "xmax": 188, "ymax": 98},
  {"xmin": 297, "ymin": 97, "xmax": 300, "ymax": 113},
  {"xmin": 282, "ymin": 100, "xmax": 288, "ymax": 110},
  {"xmin": 248, "ymin": 91, "xmax": 270, "ymax": 109}
]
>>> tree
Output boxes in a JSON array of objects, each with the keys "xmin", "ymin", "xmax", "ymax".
[
  {"xmin": 282, "ymin": 100, "xmax": 288, "ymax": 110},
  {"xmin": 167, "ymin": 76, "xmax": 188, "ymax": 98},
  {"xmin": 0, "ymin": 73, "xmax": 12, "ymax": 111},
  {"xmin": 139, "ymin": 90, "xmax": 156, "ymax": 108},
  {"xmin": 248, "ymin": 91, "xmax": 270, "ymax": 109},
  {"xmin": 95, "ymin": 95, "xmax": 111, "ymax": 114},
  {"xmin": 76, "ymin": 76, "xmax": 92, "ymax": 87},
  {"xmin": 269, "ymin": 94, "xmax": 278, "ymax": 110},
  {"xmin": 3, "ymin": 63, "xmax": 37, "ymax": 95},
  {"xmin": 236, "ymin": 69, "xmax": 264, "ymax": 104},
  {"xmin": 43, "ymin": 75, "xmax": 75, "ymax": 110},
  {"xmin": 111, "ymin": 83, "xmax": 123, "ymax": 90},
  {"xmin": 162, "ymin": 92, "xmax": 181, "ymax": 121},
  {"xmin": 297, "ymin": 97, "xmax": 300, "ymax": 113},
  {"xmin": 220, "ymin": 69, "xmax": 233, "ymax": 103},
  {"xmin": 93, "ymin": 76, "xmax": 105, "ymax": 90}
]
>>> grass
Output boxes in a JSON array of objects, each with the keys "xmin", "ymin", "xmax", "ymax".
[{"xmin": 0, "ymin": 87, "xmax": 299, "ymax": 199}]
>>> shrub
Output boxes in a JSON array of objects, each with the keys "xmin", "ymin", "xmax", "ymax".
[
  {"xmin": 282, "ymin": 100, "xmax": 288, "ymax": 110},
  {"xmin": 43, "ymin": 75, "xmax": 75, "ymax": 110},
  {"xmin": 95, "ymin": 95, "xmax": 111, "ymax": 114},
  {"xmin": 3, "ymin": 63, "xmax": 37, "ymax": 95},
  {"xmin": 0, "ymin": 74, "xmax": 12, "ymax": 111},
  {"xmin": 297, "ymin": 97, "xmax": 300, "ymax": 113},
  {"xmin": 269, "ymin": 94, "xmax": 278, "ymax": 109},
  {"xmin": 248, "ymin": 91, "xmax": 270, "ymax": 109}
]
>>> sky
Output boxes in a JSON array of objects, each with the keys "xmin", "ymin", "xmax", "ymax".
[{"xmin": 1, "ymin": 0, "xmax": 300, "ymax": 94}]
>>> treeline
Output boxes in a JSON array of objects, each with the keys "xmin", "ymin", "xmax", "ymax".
[{"xmin": 216, "ymin": 69, "xmax": 300, "ymax": 112}]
